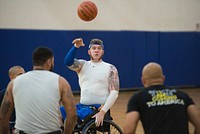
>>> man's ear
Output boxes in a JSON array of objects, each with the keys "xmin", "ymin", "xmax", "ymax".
[
  {"xmin": 47, "ymin": 58, "xmax": 52, "ymax": 67},
  {"xmin": 88, "ymin": 50, "xmax": 91, "ymax": 55},
  {"xmin": 141, "ymin": 77, "xmax": 147, "ymax": 87},
  {"xmin": 162, "ymin": 75, "xmax": 165, "ymax": 82},
  {"xmin": 9, "ymin": 76, "xmax": 14, "ymax": 80}
]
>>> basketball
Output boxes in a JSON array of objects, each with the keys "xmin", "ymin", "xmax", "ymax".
[{"xmin": 77, "ymin": 1, "xmax": 98, "ymax": 21}]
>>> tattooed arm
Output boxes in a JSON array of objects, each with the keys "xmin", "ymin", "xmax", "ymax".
[
  {"xmin": 101, "ymin": 65, "xmax": 120, "ymax": 112},
  {"xmin": 108, "ymin": 65, "xmax": 120, "ymax": 92},
  {"xmin": 68, "ymin": 59, "xmax": 85, "ymax": 73},
  {"xmin": 59, "ymin": 76, "xmax": 77, "ymax": 134},
  {"xmin": 93, "ymin": 65, "xmax": 120, "ymax": 127},
  {"xmin": 64, "ymin": 38, "xmax": 85, "ymax": 72},
  {"xmin": 0, "ymin": 80, "xmax": 14, "ymax": 134}
]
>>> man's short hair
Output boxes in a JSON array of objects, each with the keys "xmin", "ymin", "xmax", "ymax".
[
  {"xmin": 89, "ymin": 39, "xmax": 104, "ymax": 49},
  {"xmin": 32, "ymin": 46, "xmax": 53, "ymax": 66}
]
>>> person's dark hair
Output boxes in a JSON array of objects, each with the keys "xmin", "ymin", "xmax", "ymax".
[
  {"xmin": 32, "ymin": 46, "xmax": 53, "ymax": 66},
  {"xmin": 89, "ymin": 39, "xmax": 104, "ymax": 49}
]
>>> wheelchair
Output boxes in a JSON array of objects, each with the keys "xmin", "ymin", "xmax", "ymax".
[{"xmin": 72, "ymin": 109, "xmax": 123, "ymax": 134}]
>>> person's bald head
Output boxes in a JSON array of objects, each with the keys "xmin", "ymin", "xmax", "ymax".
[
  {"xmin": 141, "ymin": 62, "xmax": 165, "ymax": 87},
  {"xmin": 8, "ymin": 66, "xmax": 25, "ymax": 80}
]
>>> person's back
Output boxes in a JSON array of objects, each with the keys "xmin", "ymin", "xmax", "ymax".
[
  {"xmin": 0, "ymin": 46, "xmax": 77, "ymax": 134},
  {"xmin": 129, "ymin": 85, "xmax": 192, "ymax": 134},
  {"xmin": 13, "ymin": 70, "xmax": 63, "ymax": 133},
  {"xmin": 124, "ymin": 62, "xmax": 200, "ymax": 134}
]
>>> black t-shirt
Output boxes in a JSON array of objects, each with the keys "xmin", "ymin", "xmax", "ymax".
[{"xmin": 127, "ymin": 85, "xmax": 194, "ymax": 134}]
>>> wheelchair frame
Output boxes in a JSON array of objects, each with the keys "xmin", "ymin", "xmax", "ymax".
[{"xmin": 73, "ymin": 118, "xmax": 123, "ymax": 134}]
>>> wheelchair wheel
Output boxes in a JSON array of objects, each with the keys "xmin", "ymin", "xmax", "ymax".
[
  {"xmin": 72, "ymin": 126, "xmax": 82, "ymax": 134},
  {"xmin": 82, "ymin": 119, "xmax": 123, "ymax": 134}
]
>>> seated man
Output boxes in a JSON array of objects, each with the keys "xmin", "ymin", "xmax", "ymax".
[{"xmin": 62, "ymin": 38, "xmax": 120, "ymax": 126}]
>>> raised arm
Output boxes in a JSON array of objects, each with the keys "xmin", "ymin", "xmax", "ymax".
[
  {"xmin": 64, "ymin": 38, "xmax": 85, "ymax": 73},
  {"xmin": 59, "ymin": 76, "xmax": 77, "ymax": 134},
  {"xmin": 0, "ymin": 80, "xmax": 14, "ymax": 134}
]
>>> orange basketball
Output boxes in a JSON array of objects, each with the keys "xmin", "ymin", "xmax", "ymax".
[{"xmin": 77, "ymin": 1, "xmax": 98, "ymax": 21}]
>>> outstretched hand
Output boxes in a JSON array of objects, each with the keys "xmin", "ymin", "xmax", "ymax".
[{"xmin": 72, "ymin": 38, "xmax": 85, "ymax": 48}]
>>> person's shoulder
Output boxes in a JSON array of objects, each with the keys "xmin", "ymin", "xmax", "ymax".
[
  {"xmin": 48, "ymin": 71, "xmax": 60, "ymax": 77},
  {"xmin": 77, "ymin": 59, "xmax": 87, "ymax": 63},
  {"xmin": 58, "ymin": 76, "xmax": 71, "ymax": 88},
  {"xmin": 77, "ymin": 59, "xmax": 87, "ymax": 65},
  {"xmin": 136, "ymin": 88, "xmax": 147, "ymax": 95},
  {"xmin": 102, "ymin": 61, "xmax": 117, "ymax": 69},
  {"xmin": 164, "ymin": 87, "xmax": 193, "ymax": 100},
  {"xmin": 175, "ymin": 88, "xmax": 191, "ymax": 97},
  {"xmin": 130, "ymin": 88, "xmax": 145, "ymax": 98},
  {"xmin": 103, "ymin": 61, "xmax": 114, "ymax": 66},
  {"xmin": 128, "ymin": 89, "xmax": 144, "ymax": 103},
  {"xmin": 130, "ymin": 88, "xmax": 151, "ymax": 100},
  {"xmin": 34, "ymin": 70, "xmax": 61, "ymax": 78},
  {"xmin": 58, "ymin": 75, "xmax": 67, "ymax": 82}
]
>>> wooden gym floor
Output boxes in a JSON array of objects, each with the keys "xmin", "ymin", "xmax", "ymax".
[{"xmin": 74, "ymin": 87, "xmax": 200, "ymax": 134}]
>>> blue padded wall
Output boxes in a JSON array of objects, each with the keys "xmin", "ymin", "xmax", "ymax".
[
  {"xmin": 0, "ymin": 29, "xmax": 200, "ymax": 91},
  {"xmin": 160, "ymin": 32, "xmax": 200, "ymax": 86}
]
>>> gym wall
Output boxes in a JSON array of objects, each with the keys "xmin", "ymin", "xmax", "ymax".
[{"xmin": 0, "ymin": 0, "xmax": 200, "ymax": 91}]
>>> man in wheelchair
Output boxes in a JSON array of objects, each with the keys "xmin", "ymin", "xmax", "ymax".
[{"xmin": 63, "ymin": 38, "xmax": 120, "ymax": 127}]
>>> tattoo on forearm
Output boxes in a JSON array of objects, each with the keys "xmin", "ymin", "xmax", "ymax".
[{"xmin": 108, "ymin": 65, "xmax": 119, "ymax": 91}]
